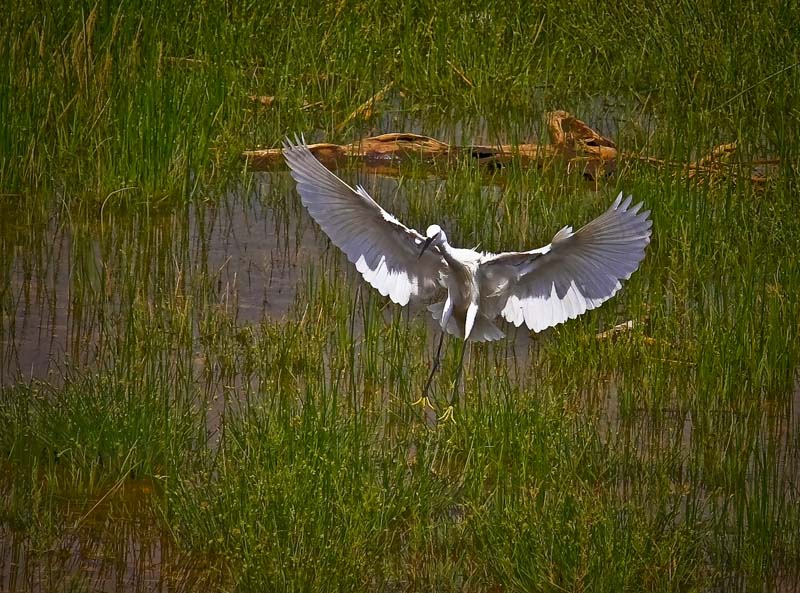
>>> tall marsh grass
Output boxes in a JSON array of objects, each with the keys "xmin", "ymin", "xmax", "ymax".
[{"xmin": 1, "ymin": 0, "xmax": 799, "ymax": 591}]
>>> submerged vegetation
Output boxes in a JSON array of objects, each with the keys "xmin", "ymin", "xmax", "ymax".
[{"xmin": 1, "ymin": 0, "xmax": 799, "ymax": 591}]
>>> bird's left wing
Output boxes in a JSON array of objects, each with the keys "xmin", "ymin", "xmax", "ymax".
[
  {"xmin": 481, "ymin": 193, "xmax": 652, "ymax": 332},
  {"xmin": 283, "ymin": 137, "xmax": 444, "ymax": 305}
]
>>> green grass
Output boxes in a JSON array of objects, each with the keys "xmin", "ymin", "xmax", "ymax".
[{"xmin": 2, "ymin": 0, "xmax": 800, "ymax": 591}]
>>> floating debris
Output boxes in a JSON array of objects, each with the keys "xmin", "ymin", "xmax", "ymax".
[
  {"xmin": 243, "ymin": 111, "xmax": 780, "ymax": 186},
  {"xmin": 243, "ymin": 111, "xmax": 617, "ymax": 178}
]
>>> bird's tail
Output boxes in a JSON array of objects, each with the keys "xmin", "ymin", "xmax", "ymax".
[{"xmin": 427, "ymin": 302, "xmax": 505, "ymax": 342}]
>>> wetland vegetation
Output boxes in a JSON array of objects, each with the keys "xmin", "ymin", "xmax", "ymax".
[{"xmin": 1, "ymin": 1, "xmax": 799, "ymax": 591}]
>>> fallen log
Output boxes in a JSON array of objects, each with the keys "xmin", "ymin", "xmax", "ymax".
[
  {"xmin": 625, "ymin": 141, "xmax": 780, "ymax": 187},
  {"xmin": 242, "ymin": 111, "xmax": 618, "ymax": 179},
  {"xmin": 242, "ymin": 110, "xmax": 779, "ymax": 186}
]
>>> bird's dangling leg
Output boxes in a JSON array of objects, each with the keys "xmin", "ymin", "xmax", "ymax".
[
  {"xmin": 421, "ymin": 331, "xmax": 445, "ymax": 401},
  {"xmin": 412, "ymin": 331, "xmax": 448, "ymax": 422},
  {"xmin": 450, "ymin": 339, "xmax": 469, "ymax": 407}
]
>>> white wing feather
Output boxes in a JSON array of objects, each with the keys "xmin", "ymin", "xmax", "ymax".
[
  {"xmin": 483, "ymin": 193, "xmax": 652, "ymax": 332},
  {"xmin": 283, "ymin": 137, "xmax": 444, "ymax": 305}
]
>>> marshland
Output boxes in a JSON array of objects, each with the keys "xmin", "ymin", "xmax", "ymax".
[{"xmin": 1, "ymin": 1, "xmax": 799, "ymax": 591}]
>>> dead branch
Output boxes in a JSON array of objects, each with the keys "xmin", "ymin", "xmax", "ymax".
[
  {"xmin": 242, "ymin": 111, "xmax": 617, "ymax": 178},
  {"xmin": 241, "ymin": 110, "xmax": 780, "ymax": 186}
]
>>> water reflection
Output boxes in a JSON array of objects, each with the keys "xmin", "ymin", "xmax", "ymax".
[
  {"xmin": 2, "ymin": 140, "xmax": 798, "ymax": 590},
  {"xmin": 0, "ymin": 163, "xmax": 544, "ymax": 588},
  {"xmin": 0, "ymin": 480, "xmax": 222, "ymax": 593},
  {"xmin": 1, "ymin": 173, "xmax": 323, "ymax": 590},
  {"xmin": 1, "ymin": 175, "xmax": 322, "ymax": 387}
]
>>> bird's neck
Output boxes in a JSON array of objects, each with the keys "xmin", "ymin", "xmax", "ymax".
[
  {"xmin": 438, "ymin": 241, "xmax": 460, "ymax": 269},
  {"xmin": 438, "ymin": 242, "xmax": 478, "ymax": 302}
]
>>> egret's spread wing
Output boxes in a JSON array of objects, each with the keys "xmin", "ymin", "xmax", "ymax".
[
  {"xmin": 283, "ymin": 137, "xmax": 443, "ymax": 305},
  {"xmin": 483, "ymin": 193, "xmax": 652, "ymax": 332}
]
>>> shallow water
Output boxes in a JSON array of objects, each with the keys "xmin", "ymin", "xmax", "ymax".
[
  {"xmin": 0, "ymin": 165, "xmax": 534, "ymax": 589},
  {"xmin": 1, "ymin": 176, "xmax": 321, "ymax": 386},
  {"xmin": 1, "ymin": 97, "xmax": 646, "ymax": 385},
  {"xmin": 2, "ymin": 138, "xmax": 797, "ymax": 590},
  {"xmin": 0, "ymin": 176, "xmax": 322, "ymax": 588},
  {"xmin": 0, "ymin": 480, "xmax": 222, "ymax": 593}
]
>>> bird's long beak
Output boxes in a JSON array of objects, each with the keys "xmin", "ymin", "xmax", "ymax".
[{"xmin": 419, "ymin": 237, "xmax": 434, "ymax": 259}]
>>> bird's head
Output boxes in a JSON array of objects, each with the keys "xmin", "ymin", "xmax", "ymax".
[{"xmin": 419, "ymin": 224, "xmax": 446, "ymax": 258}]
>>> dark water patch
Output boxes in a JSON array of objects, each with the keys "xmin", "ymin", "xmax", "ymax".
[
  {"xmin": 1, "ymin": 180, "xmax": 322, "ymax": 387},
  {"xmin": 0, "ymin": 479, "xmax": 223, "ymax": 593}
]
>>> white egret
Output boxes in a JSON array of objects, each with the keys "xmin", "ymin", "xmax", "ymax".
[{"xmin": 283, "ymin": 137, "xmax": 652, "ymax": 405}]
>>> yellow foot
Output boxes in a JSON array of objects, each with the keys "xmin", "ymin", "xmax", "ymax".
[
  {"xmin": 411, "ymin": 396, "xmax": 436, "ymax": 411},
  {"xmin": 438, "ymin": 405, "xmax": 456, "ymax": 424}
]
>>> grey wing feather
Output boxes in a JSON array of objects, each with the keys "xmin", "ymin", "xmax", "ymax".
[
  {"xmin": 283, "ymin": 137, "xmax": 443, "ymax": 305},
  {"xmin": 483, "ymin": 193, "xmax": 652, "ymax": 332}
]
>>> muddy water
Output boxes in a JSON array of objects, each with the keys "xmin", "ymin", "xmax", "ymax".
[
  {"xmin": 1, "ymin": 175, "xmax": 322, "ymax": 386},
  {"xmin": 0, "ymin": 480, "xmax": 222, "ymax": 593},
  {"xmin": 0, "ymin": 165, "xmax": 522, "ymax": 589},
  {"xmin": 1, "ymin": 163, "xmax": 545, "ymax": 589},
  {"xmin": 4, "ymin": 155, "xmax": 797, "ymax": 589},
  {"xmin": 1, "ymin": 173, "xmax": 321, "ymax": 590}
]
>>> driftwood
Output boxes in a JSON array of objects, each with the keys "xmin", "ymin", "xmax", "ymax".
[
  {"xmin": 685, "ymin": 142, "xmax": 778, "ymax": 186},
  {"xmin": 596, "ymin": 320, "xmax": 641, "ymax": 340},
  {"xmin": 242, "ymin": 111, "xmax": 617, "ymax": 179},
  {"xmin": 595, "ymin": 318, "xmax": 660, "ymax": 345},
  {"xmin": 242, "ymin": 110, "xmax": 779, "ymax": 185},
  {"xmin": 625, "ymin": 141, "xmax": 778, "ymax": 187}
]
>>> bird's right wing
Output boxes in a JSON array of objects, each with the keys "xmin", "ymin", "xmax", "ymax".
[
  {"xmin": 283, "ymin": 137, "xmax": 444, "ymax": 305},
  {"xmin": 482, "ymin": 193, "xmax": 652, "ymax": 332}
]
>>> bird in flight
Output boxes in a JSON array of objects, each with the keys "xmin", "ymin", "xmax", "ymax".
[{"xmin": 283, "ymin": 137, "xmax": 652, "ymax": 408}]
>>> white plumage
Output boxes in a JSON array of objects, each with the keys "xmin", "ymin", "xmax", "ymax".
[{"xmin": 283, "ymin": 137, "xmax": 652, "ymax": 343}]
